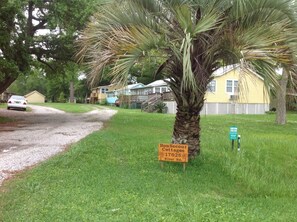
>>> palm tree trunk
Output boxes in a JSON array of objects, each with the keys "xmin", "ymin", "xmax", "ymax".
[
  {"xmin": 172, "ymin": 105, "xmax": 202, "ymax": 158},
  {"xmin": 69, "ymin": 81, "xmax": 75, "ymax": 103},
  {"xmin": 171, "ymin": 94, "xmax": 205, "ymax": 159}
]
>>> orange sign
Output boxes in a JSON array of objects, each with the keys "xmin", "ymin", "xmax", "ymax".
[{"xmin": 158, "ymin": 144, "xmax": 188, "ymax": 163}]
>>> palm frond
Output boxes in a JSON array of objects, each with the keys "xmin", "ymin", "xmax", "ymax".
[
  {"xmin": 77, "ymin": 0, "xmax": 297, "ymax": 97},
  {"xmin": 181, "ymin": 33, "xmax": 197, "ymax": 91}
]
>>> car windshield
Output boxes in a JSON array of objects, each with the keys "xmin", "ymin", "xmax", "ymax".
[{"xmin": 11, "ymin": 96, "xmax": 25, "ymax": 100}]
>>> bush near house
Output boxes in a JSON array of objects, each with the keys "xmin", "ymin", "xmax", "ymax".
[{"xmin": 154, "ymin": 101, "xmax": 167, "ymax": 113}]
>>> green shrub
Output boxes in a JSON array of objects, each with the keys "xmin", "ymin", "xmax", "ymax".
[
  {"xmin": 99, "ymin": 98, "xmax": 108, "ymax": 105},
  {"xmin": 154, "ymin": 101, "xmax": 167, "ymax": 113},
  {"xmin": 57, "ymin": 92, "xmax": 66, "ymax": 103}
]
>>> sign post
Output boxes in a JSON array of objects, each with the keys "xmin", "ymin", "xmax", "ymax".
[
  {"xmin": 237, "ymin": 135, "xmax": 241, "ymax": 151},
  {"xmin": 158, "ymin": 144, "xmax": 188, "ymax": 171},
  {"xmin": 229, "ymin": 126, "xmax": 238, "ymax": 150}
]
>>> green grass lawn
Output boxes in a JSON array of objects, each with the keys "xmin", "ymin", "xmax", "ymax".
[
  {"xmin": 0, "ymin": 102, "xmax": 106, "ymax": 123},
  {"xmin": 0, "ymin": 103, "xmax": 6, "ymax": 109},
  {"xmin": 32, "ymin": 102, "xmax": 101, "ymax": 113},
  {"xmin": 0, "ymin": 104, "xmax": 11, "ymax": 123},
  {"xmin": 0, "ymin": 117, "xmax": 10, "ymax": 123},
  {"xmin": 0, "ymin": 103, "xmax": 32, "ymax": 113},
  {"xmin": 0, "ymin": 110, "xmax": 296, "ymax": 221},
  {"xmin": 0, "ymin": 116, "xmax": 11, "ymax": 123}
]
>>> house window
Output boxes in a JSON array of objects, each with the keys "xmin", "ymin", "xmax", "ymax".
[
  {"xmin": 155, "ymin": 87, "xmax": 161, "ymax": 93},
  {"xmin": 161, "ymin": 87, "xmax": 167, "ymax": 93},
  {"xmin": 226, "ymin": 80, "xmax": 238, "ymax": 94},
  {"xmin": 207, "ymin": 80, "xmax": 216, "ymax": 92},
  {"xmin": 234, "ymin": 81, "xmax": 238, "ymax": 93}
]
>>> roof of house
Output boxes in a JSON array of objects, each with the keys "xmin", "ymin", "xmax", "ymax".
[
  {"xmin": 134, "ymin": 79, "xmax": 169, "ymax": 90},
  {"xmin": 125, "ymin": 83, "xmax": 145, "ymax": 90},
  {"xmin": 132, "ymin": 84, "xmax": 147, "ymax": 90},
  {"xmin": 147, "ymin": 79, "xmax": 168, "ymax": 87},
  {"xmin": 212, "ymin": 64, "xmax": 265, "ymax": 80},
  {"xmin": 91, "ymin": 83, "xmax": 118, "ymax": 90},
  {"xmin": 212, "ymin": 64, "xmax": 240, "ymax": 77},
  {"xmin": 116, "ymin": 83, "xmax": 145, "ymax": 91},
  {"xmin": 106, "ymin": 83, "xmax": 145, "ymax": 93},
  {"xmin": 25, "ymin": 90, "xmax": 45, "ymax": 98}
]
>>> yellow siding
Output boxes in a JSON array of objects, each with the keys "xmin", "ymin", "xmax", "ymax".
[
  {"xmin": 205, "ymin": 68, "xmax": 270, "ymax": 104},
  {"xmin": 90, "ymin": 84, "xmax": 122, "ymax": 102},
  {"xmin": 97, "ymin": 91, "xmax": 107, "ymax": 101},
  {"xmin": 98, "ymin": 84, "xmax": 122, "ymax": 101},
  {"xmin": 25, "ymin": 92, "xmax": 45, "ymax": 103}
]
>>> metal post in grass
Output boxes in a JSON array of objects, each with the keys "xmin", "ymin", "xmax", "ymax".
[{"xmin": 237, "ymin": 135, "xmax": 241, "ymax": 151}]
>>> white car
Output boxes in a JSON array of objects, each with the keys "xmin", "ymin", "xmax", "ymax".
[{"xmin": 7, "ymin": 95, "xmax": 27, "ymax": 111}]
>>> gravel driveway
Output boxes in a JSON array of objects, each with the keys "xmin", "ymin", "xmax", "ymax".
[{"xmin": 0, "ymin": 105, "xmax": 117, "ymax": 186}]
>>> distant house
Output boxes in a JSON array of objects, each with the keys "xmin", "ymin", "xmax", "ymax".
[
  {"xmin": 127, "ymin": 80, "xmax": 171, "ymax": 104},
  {"xmin": 131, "ymin": 79, "xmax": 171, "ymax": 96},
  {"xmin": 106, "ymin": 83, "xmax": 145, "ymax": 104},
  {"xmin": 128, "ymin": 80, "xmax": 166, "ymax": 112},
  {"xmin": 164, "ymin": 65, "xmax": 270, "ymax": 114},
  {"xmin": 25, "ymin": 90, "xmax": 45, "ymax": 103},
  {"xmin": 89, "ymin": 84, "xmax": 121, "ymax": 104}
]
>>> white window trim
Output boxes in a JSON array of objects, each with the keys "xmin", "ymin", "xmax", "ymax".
[
  {"xmin": 226, "ymin": 79, "xmax": 238, "ymax": 95},
  {"xmin": 155, "ymin": 87, "xmax": 161, "ymax": 93},
  {"xmin": 207, "ymin": 80, "xmax": 216, "ymax": 93}
]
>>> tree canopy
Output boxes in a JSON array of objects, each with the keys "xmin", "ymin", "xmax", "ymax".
[{"xmin": 0, "ymin": 0, "xmax": 101, "ymax": 94}]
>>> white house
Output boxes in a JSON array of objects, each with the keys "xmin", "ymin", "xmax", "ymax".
[
  {"xmin": 106, "ymin": 83, "xmax": 145, "ymax": 104},
  {"xmin": 131, "ymin": 79, "xmax": 171, "ymax": 95}
]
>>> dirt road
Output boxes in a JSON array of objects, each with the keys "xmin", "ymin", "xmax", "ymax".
[{"xmin": 0, "ymin": 105, "xmax": 117, "ymax": 186}]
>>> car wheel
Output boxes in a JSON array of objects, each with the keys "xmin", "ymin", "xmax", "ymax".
[
  {"xmin": 23, "ymin": 108, "xmax": 26, "ymax": 111},
  {"xmin": 7, "ymin": 107, "xmax": 10, "ymax": 110}
]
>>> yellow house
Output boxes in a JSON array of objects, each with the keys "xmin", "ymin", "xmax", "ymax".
[
  {"xmin": 164, "ymin": 65, "xmax": 270, "ymax": 114},
  {"xmin": 25, "ymin": 90, "xmax": 45, "ymax": 103},
  {"xmin": 202, "ymin": 65, "xmax": 270, "ymax": 114},
  {"xmin": 90, "ymin": 84, "xmax": 121, "ymax": 104}
]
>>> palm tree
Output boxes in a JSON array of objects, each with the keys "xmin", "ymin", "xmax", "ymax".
[{"xmin": 77, "ymin": 0, "xmax": 297, "ymax": 159}]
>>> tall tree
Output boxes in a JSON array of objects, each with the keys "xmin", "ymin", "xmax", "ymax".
[
  {"xmin": 44, "ymin": 62, "xmax": 87, "ymax": 102},
  {"xmin": 8, "ymin": 62, "xmax": 90, "ymax": 103},
  {"xmin": 129, "ymin": 50, "xmax": 166, "ymax": 84},
  {"xmin": 275, "ymin": 65, "xmax": 297, "ymax": 124},
  {"xmin": 8, "ymin": 67, "xmax": 47, "ymax": 95},
  {"xmin": 276, "ymin": 68, "xmax": 289, "ymax": 124},
  {"xmin": 78, "ymin": 0, "xmax": 297, "ymax": 159},
  {"xmin": 0, "ymin": 0, "xmax": 99, "ymax": 94}
]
